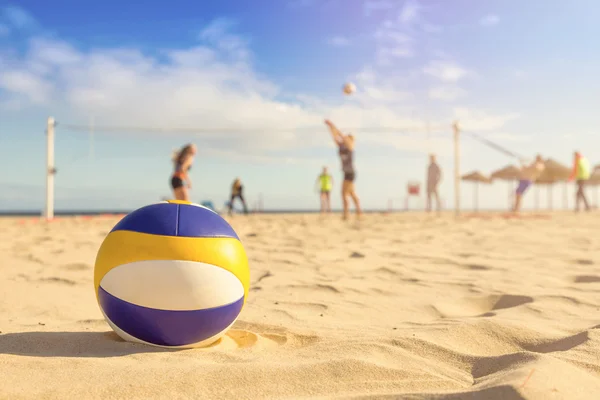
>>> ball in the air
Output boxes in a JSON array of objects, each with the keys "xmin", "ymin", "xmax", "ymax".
[{"xmin": 343, "ymin": 82, "xmax": 356, "ymax": 95}]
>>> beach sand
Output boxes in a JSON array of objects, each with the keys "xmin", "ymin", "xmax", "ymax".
[{"xmin": 1, "ymin": 212, "xmax": 600, "ymax": 399}]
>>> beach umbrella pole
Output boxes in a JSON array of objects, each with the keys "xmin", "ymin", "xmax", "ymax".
[
  {"xmin": 474, "ymin": 182, "xmax": 479, "ymax": 212},
  {"xmin": 453, "ymin": 121, "xmax": 460, "ymax": 216},
  {"xmin": 45, "ymin": 117, "xmax": 56, "ymax": 221}
]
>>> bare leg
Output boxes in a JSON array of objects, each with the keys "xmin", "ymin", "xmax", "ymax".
[
  {"xmin": 326, "ymin": 192, "xmax": 332, "ymax": 213},
  {"xmin": 576, "ymin": 181, "xmax": 590, "ymax": 212},
  {"xmin": 228, "ymin": 194, "xmax": 235, "ymax": 216},
  {"xmin": 426, "ymin": 189, "xmax": 432, "ymax": 212},
  {"xmin": 341, "ymin": 182, "xmax": 350, "ymax": 220},
  {"xmin": 350, "ymin": 191, "xmax": 362, "ymax": 218},
  {"xmin": 346, "ymin": 182, "xmax": 362, "ymax": 218},
  {"xmin": 319, "ymin": 192, "xmax": 326, "ymax": 214},
  {"xmin": 433, "ymin": 189, "xmax": 441, "ymax": 212},
  {"xmin": 512, "ymin": 193, "xmax": 522, "ymax": 212},
  {"xmin": 239, "ymin": 194, "xmax": 249, "ymax": 214}
]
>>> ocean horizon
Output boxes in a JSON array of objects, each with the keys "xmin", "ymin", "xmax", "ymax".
[{"xmin": 0, "ymin": 207, "xmax": 549, "ymax": 217}]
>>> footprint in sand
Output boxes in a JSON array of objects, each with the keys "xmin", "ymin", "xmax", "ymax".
[
  {"xmin": 523, "ymin": 331, "xmax": 590, "ymax": 353},
  {"xmin": 457, "ymin": 252, "xmax": 476, "ymax": 259},
  {"xmin": 286, "ymin": 283, "xmax": 340, "ymax": 293},
  {"xmin": 573, "ymin": 275, "xmax": 600, "ymax": 283},
  {"xmin": 275, "ymin": 301, "xmax": 329, "ymax": 315},
  {"xmin": 375, "ymin": 267, "xmax": 398, "ymax": 276},
  {"xmin": 207, "ymin": 321, "xmax": 319, "ymax": 351},
  {"xmin": 26, "ymin": 254, "xmax": 44, "ymax": 264},
  {"xmin": 462, "ymin": 263, "xmax": 492, "ymax": 271},
  {"xmin": 257, "ymin": 271, "xmax": 274, "ymax": 284},
  {"xmin": 574, "ymin": 259, "xmax": 594, "ymax": 265},
  {"xmin": 433, "ymin": 294, "xmax": 534, "ymax": 318},
  {"xmin": 38, "ymin": 277, "xmax": 77, "ymax": 286},
  {"xmin": 62, "ymin": 263, "xmax": 91, "ymax": 271}
]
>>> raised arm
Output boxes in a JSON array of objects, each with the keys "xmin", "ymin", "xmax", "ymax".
[
  {"xmin": 324, "ymin": 119, "xmax": 343, "ymax": 145},
  {"xmin": 569, "ymin": 154, "xmax": 578, "ymax": 181}
]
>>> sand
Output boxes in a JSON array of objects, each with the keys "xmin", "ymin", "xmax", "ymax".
[{"xmin": 1, "ymin": 211, "xmax": 600, "ymax": 399}]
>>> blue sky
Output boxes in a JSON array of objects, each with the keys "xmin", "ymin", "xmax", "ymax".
[{"xmin": 1, "ymin": 0, "xmax": 599, "ymax": 212}]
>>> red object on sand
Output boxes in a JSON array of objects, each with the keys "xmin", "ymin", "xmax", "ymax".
[{"xmin": 407, "ymin": 183, "xmax": 420, "ymax": 196}]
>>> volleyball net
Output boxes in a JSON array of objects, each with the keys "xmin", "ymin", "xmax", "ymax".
[{"xmin": 40, "ymin": 115, "xmax": 573, "ymax": 220}]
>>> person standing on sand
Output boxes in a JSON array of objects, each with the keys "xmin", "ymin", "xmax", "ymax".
[
  {"xmin": 170, "ymin": 143, "xmax": 196, "ymax": 201},
  {"xmin": 512, "ymin": 155, "xmax": 546, "ymax": 212},
  {"xmin": 228, "ymin": 177, "xmax": 248, "ymax": 216},
  {"xmin": 426, "ymin": 154, "xmax": 442, "ymax": 212},
  {"xmin": 324, "ymin": 119, "xmax": 362, "ymax": 220},
  {"xmin": 569, "ymin": 151, "xmax": 591, "ymax": 212},
  {"xmin": 315, "ymin": 166, "xmax": 333, "ymax": 214}
]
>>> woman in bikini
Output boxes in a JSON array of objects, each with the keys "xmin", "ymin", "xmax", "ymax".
[
  {"xmin": 324, "ymin": 119, "xmax": 362, "ymax": 220},
  {"xmin": 170, "ymin": 143, "xmax": 197, "ymax": 201}
]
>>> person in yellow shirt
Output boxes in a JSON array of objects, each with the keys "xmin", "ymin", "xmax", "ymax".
[
  {"xmin": 315, "ymin": 166, "xmax": 333, "ymax": 214},
  {"xmin": 228, "ymin": 177, "xmax": 248, "ymax": 216},
  {"xmin": 569, "ymin": 151, "xmax": 591, "ymax": 212}
]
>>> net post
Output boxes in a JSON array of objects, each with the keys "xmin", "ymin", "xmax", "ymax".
[
  {"xmin": 45, "ymin": 117, "xmax": 56, "ymax": 221},
  {"xmin": 453, "ymin": 121, "xmax": 460, "ymax": 216}
]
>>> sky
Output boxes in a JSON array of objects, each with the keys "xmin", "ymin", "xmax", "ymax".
[{"xmin": 1, "ymin": 0, "xmax": 599, "ymax": 212}]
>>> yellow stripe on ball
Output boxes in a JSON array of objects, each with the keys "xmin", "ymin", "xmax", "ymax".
[
  {"xmin": 166, "ymin": 200, "xmax": 192, "ymax": 205},
  {"xmin": 94, "ymin": 230, "xmax": 250, "ymax": 304}
]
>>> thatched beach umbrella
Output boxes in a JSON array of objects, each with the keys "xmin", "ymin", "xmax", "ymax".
[
  {"xmin": 461, "ymin": 171, "xmax": 491, "ymax": 211},
  {"xmin": 535, "ymin": 158, "xmax": 571, "ymax": 210},
  {"xmin": 587, "ymin": 171, "xmax": 600, "ymax": 208},
  {"xmin": 541, "ymin": 158, "xmax": 572, "ymax": 181},
  {"xmin": 490, "ymin": 164, "xmax": 521, "ymax": 208}
]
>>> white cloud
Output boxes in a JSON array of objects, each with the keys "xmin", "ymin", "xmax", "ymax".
[
  {"xmin": 373, "ymin": 21, "xmax": 414, "ymax": 64},
  {"xmin": 0, "ymin": 14, "xmax": 519, "ymax": 162},
  {"xmin": 423, "ymin": 60, "xmax": 469, "ymax": 83},
  {"xmin": 327, "ymin": 36, "xmax": 351, "ymax": 47},
  {"xmin": 479, "ymin": 14, "xmax": 500, "ymax": 27},
  {"xmin": 398, "ymin": 0, "xmax": 420, "ymax": 24},
  {"xmin": 428, "ymin": 86, "xmax": 466, "ymax": 101},
  {"xmin": 2, "ymin": 6, "xmax": 36, "ymax": 29},
  {"xmin": 0, "ymin": 70, "xmax": 52, "ymax": 103},
  {"xmin": 453, "ymin": 107, "xmax": 520, "ymax": 131},
  {"xmin": 198, "ymin": 18, "xmax": 251, "ymax": 61}
]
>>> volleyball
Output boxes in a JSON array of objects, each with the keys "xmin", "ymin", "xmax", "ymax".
[
  {"xmin": 94, "ymin": 200, "xmax": 250, "ymax": 348},
  {"xmin": 343, "ymin": 82, "xmax": 356, "ymax": 95}
]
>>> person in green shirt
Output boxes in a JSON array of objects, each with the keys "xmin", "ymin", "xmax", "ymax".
[
  {"xmin": 569, "ymin": 151, "xmax": 591, "ymax": 212},
  {"xmin": 315, "ymin": 166, "xmax": 333, "ymax": 214}
]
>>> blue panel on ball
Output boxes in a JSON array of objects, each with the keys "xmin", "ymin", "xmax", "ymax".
[
  {"xmin": 98, "ymin": 286, "xmax": 243, "ymax": 347},
  {"xmin": 178, "ymin": 204, "xmax": 239, "ymax": 239},
  {"xmin": 110, "ymin": 203, "xmax": 177, "ymax": 236}
]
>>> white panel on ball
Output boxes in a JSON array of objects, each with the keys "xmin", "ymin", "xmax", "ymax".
[{"xmin": 99, "ymin": 260, "xmax": 245, "ymax": 310}]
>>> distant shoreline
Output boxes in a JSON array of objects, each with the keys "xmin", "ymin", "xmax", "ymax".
[{"xmin": 0, "ymin": 208, "xmax": 547, "ymax": 217}]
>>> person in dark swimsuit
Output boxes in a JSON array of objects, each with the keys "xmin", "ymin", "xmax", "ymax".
[
  {"xmin": 170, "ymin": 143, "xmax": 196, "ymax": 201},
  {"xmin": 324, "ymin": 119, "xmax": 362, "ymax": 220},
  {"xmin": 228, "ymin": 177, "xmax": 248, "ymax": 216}
]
